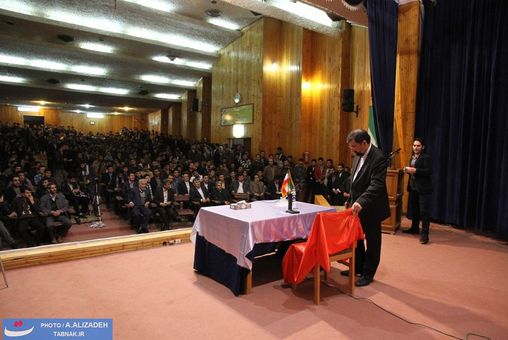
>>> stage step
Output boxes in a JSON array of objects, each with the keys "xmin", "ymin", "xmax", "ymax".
[{"xmin": 0, "ymin": 229, "xmax": 192, "ymax": 270}]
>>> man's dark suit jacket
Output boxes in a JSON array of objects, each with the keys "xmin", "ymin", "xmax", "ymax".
[
  {"xmin": 189, "ymin": 186, "xmax": 209, "ymax": 202},
  {"xmin": 128, "ymin": 186, "xmax": 152, "ymax": 206},
  {"xmin": 177, "ymin": 181, "xmax": 191, "ymax": 195},
  {"xmin": 211, "ymin": 188, "xmax": 232, "ymax": 204},
  {"xmin": 153, "ymin": 187, "xmax": 175, "ymax": 206},
  {"xmin": 407, "ymin": 154, "xmax": 432, "ymax": 194},
  {"xmin": 348, "ymin": 146, "xmax": 390, "ymax": 222}
]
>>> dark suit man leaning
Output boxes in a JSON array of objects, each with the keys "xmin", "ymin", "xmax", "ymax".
[{"xmin": 343, "ymin": 129, "xmax": 390, "ymax": 287}]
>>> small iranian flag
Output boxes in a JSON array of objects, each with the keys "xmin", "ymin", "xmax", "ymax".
[
  {"xmin": 368, "ymin": 106, "xmax": 378, "ymax": 147},
  {"xmin": 281, "ymin": 169, "xmax": 295, "ymax": 198}
]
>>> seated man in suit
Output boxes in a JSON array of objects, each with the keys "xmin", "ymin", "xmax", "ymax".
[
  {"xmin": 177, "ymin": 173, "xmax": 192, "ymax": 195},
  {"xmin": 12, "ymin": 186, "xmax": 45, "ymax": 247},
  {"xmin": 210, "ymin": 180, "xmax": 231, "ymax": 206},
  {"xmin": 230, "ymin": 173, "xmax": 251, "ymax": 202},
  {"xmin": 189, "ymin": 178, "xmax": 210, "ymax": 212},
  {"xmin": 153, "ymin": 178, "xmax": 177, "ymax": 230},
  {"xmin": 40, "ymin": 183, "xmax": 73, "ymax": 243},
  {"xmin": 249, "ymin": 174, "xmax": 266, "ymax": 201},
  {"xmin": 128, "ymin": 178, "xmax": 152, "ymax": 233}
]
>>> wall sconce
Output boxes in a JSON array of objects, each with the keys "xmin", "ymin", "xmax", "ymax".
[{"xmin": 232, "ymin": 124, "xmax": 245, "ymax": 138}]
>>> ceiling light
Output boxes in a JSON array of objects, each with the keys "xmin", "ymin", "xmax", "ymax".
[
  {"xmin": 171, "ymin": 80, "xmax": 196, "ymax": 87},
  {"xmin": 0, "ymin": 54, "xmax": 27, "ymax": 66},
  {"xmin": 71, "ymin": 65, "xmax": 108, "ymax": 76},
  {"xmin": 79, "ymin": 42, "xmax": 115, "ymax": 54},
  {"xmin": 79, "ymin": 104, "xmax": 93, "ymax": 109},
  {"xmin": 0, "ymin": 1, "xmax": 35, "ymax": 15},
  {"xmin": 34, "ymin": 100, "xmax": 48, "ymax": 105},
  {"xmin": 17, "ymin": 105, "xmax": 39, "ymax": 112},
  {"xmin": 208, "ymin": 18, "xmax": 240, "ymax": 31},
  {"xmin": 121, "ymin": 106, "xmax": 133, "ymax": 111},
  {"xmin": 65, "ymin": 83, "xmax": 97, "ymax": 91},
  {"xmin": 45, "ymin": 10, "xmax": 123, "ymax": 33},
  {"xmin": 111, "ymin": 111, "xmax": 122, "ymax": 115},
  {"xmin": 30, "ymin": 59, "xmax": 67, "ymax": 71},
  {"xmin": 86, "ymin": 112, "xmax": 105, "ymax": 119},
  {"xmin": 99, "ymin": 87, "xmax": 129, "ymax": 95},
  {"xmin": 271, "ymin": 0, "xmax": 334, "ymax": 27},
  {"xmin": 185, "ymin": 61, "xmax": 212, "ymax": 70},
  {"xmin": 166, "ymin": 34, "xmax": 219, "ymax": 53},
  {"xmin": 121, "ymin": 0, "xmax": 174, "ymax": 12},
  {"xmin": 0, "ymin": 75, "xmax": 26, "ymax": 83},
  {"xmin": 140, "ymin": 75, "xmax": 170, "ymax": 84},
  {"xmin": 154, "ymin": 93, "xmax": 181, "ymax": 100}
]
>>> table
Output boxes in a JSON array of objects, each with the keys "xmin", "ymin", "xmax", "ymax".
[{"xmin": 192, "ymin": 200, "xmax": 335, "ymax": 295}]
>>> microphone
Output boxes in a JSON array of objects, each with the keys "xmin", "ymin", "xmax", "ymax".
[{"xmin": 389, "ymin": 148, "xmax": 401, "ymax": 156}]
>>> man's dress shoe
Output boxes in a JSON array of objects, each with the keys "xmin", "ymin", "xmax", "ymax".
[
  {"xmin": 340, "ymin": 270, "xmax": 362, "ymax": 277},
  {"xmin": 355, "ymin": 276, "xmax": 373, "ymax": 287},
  {"xmin": 402, "ymin": 228, "xmax": 419, "ymax": 234}
]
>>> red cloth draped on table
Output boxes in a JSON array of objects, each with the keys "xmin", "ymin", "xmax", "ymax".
[{"xmin": 282, "ymin": 210, "xmax": 364, "ymax": 284}]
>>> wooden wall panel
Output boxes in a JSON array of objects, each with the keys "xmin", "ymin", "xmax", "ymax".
[
  {"xmin": 394, "ymin": 1, "xmax": 421, "ymax": 212},
  {"xmin": 211, "ymin": 19, "xmax": 264, "ymax": 152},
  {"xmin": 394, "ymin": 1, "xmax": 420, "ymax": 169},
  {"xmin": 147, "ymin": 110, "xmax": 162, "ymax": 133},
  {"xmin": 0, "ymin": 105, "xmax": 146, "ymax": 133},
  {"xmin": 197, "ymin": 76, "xmax": 212, "ymax": 142},
  {"xmin": 262, "ymin": 18, "xmax": 303, "ymax": 158},
  {"xmin": 168, "ymin": 103, "xmax": 182, "ymax": 136},
  {"xmin": 300, "ymin": 28, "xmax": 346, "ymax": 163},
  {"xmin": 160, "ymin": 107, "xmax": 169, "ymax": 134},
  {"xmin": 0, "ymin": 105, "xmax": 26, "ymax": 124}
]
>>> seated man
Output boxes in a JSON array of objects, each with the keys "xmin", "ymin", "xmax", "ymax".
[
  {"xmin": 12, "ymin": 187, "xmax": 45, "ymax": 247},
  {"xmin": 210, "ymin": 180, "xmax": 232, "ymax": 206},
  {"xmin": 128, "ymin": 178, "xmax": 152, "ymax": 233},
  {"xmin": 250, "ymin": 174, "xmax": 266, "ymax": 201},
  {"xmin": 40, "ymin": 183, "xmax": 73, "ymax": 243},
  {"xmin": 230, "ymin": 173, "xmax": 251, "ymax": 202},
  {"xmin": 62, "ymin": 174, "xmax": 90, "ymax": 218},
  {"xmin": 189, "ymin": 178, "xmax": 210, "ymax": 211},
  {"xmin": 0, "ymin": 191, "xmax": 18, "ymax": 249},
  {"xmin": 153, "ymin": 178, "xmax": 177, "ymax": 230}
]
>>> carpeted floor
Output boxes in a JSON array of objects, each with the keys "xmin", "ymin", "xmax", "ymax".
[{"xmin": 1, "ymin": 221, "xmax": 507, "ymax": 339}]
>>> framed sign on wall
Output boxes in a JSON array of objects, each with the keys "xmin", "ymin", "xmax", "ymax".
[{"xmin": 221, "ymin": 104, "xmax": 254, "ymax": 126}]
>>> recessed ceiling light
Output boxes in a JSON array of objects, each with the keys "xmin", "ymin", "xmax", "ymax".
[
  {"xmin": 121, "ymin": 106, "xmax": 133, "ymax": 111},
  {"xmin": 0, "ymin": 54, "xmax": 27, "ymax": 66},
  {"xmin": 71, "ymin": 65, "xmax": 108, "ymax": 76},
  {"xmin": 99, "ymin": 87, "xmax": 129, "ymax": 95},
  {"xmin": 271, "ymin": 0, "xmax": 334, "ymax": 27},
  {"xmin": 0, "ymin": 75, "xmax": 26, "ymax": 83},
  {"xmin": 185, "ymin": 61, "xmax": 212, "ymax": 70},
  {"xmin": 45, "ymin": 10, "xmax": 123, "ymax": 33},
  {"xmin": 86, "ymin": 112, "xmax": 105, "ymax": 119},
  {"xmin": 65, "ymin": 83, "xmax": 97, "ymax": 91},
  {"xmin": 121, "ymin": 0, "xmax": 174, "ymax": 13},
  {"xmin": 79, "ymin": 104, "xmax": 94, "ymax": 108},
  {"xmin": 17, "ymin": 105, "xmax": 40, "ymax": 112},
  {"xmin": 0, "ymin": 1, "xmax": 35, "ymax": 15},
  {"xmin": 30, "ymin": 59, "xmax": 67, "ymax": 71},
  {"xmin": 207, "ymin": 18, "xmax": 240, "ymax": 31},
  {"xmin": 140, "ymin": 74, "xmax": 170, "ymax": 84},
  {"xmin": 79, "ymin": 42, "xmax": 115, "ymax": 54},
  {"xmin": 171, "ymin": 79, "xmax": 196, "ymax": 87},
  {"xmin": 34, "ymin": 100, "xmax": 48, "ymax": 105},
  {"xmin": 154, "ymin": 93, "xmax": 181, "ymax": 100}
]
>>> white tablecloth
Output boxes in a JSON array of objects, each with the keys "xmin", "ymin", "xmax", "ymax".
[{"xmin": 191, "ymin": 200, "xmax": 335, "ymax": 269}]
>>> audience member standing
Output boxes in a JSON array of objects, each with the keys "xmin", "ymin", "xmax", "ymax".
[{"xmin": 403, "ymin": 138, "xmax": 433, "ymax": 244}]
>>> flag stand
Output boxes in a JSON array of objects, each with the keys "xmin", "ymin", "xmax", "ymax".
[{"xmin": 286, "ymin": 191, "xmax": 299, "ymax": 214}]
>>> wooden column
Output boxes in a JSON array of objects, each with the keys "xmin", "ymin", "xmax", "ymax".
[{"xmin": 393, "ymin": 1, "xmax": 421, "ymax": 212}]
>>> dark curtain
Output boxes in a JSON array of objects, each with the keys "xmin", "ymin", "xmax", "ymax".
[
  {"xmin": 415, "ymin": 0, "xmax": 508, "ymax": 239},
  {"xmin": 364, "ymin": 0, "xmax": 398, "ymax": 156}
]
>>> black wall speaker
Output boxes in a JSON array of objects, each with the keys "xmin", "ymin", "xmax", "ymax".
[
  {"xmin": 192, "ymin": 98, "xmax": 200, "ymax": 112},
  {"xmin": 342, "ymin": 89, "xmax": 355, "ymax": 112}
]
